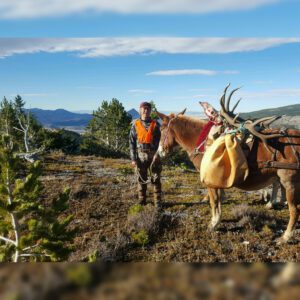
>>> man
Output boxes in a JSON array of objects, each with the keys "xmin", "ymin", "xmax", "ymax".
[{"xmin": 129, "ymin": 101, "xmax": 162, "ymax": 208}]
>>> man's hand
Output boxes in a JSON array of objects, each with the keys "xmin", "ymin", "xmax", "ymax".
[{"xmin": 131, "ymin": 161, "xmax": 137, "ymax": 167}]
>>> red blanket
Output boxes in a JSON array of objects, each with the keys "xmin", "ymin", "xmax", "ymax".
[{"xmin": 196, "ymin": 121, "xmax": 214, "ymax": 152}]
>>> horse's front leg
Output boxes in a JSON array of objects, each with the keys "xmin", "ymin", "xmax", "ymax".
[{"xmin": 208, "ymin": 188, "xmax": 222, "ymax": 231}]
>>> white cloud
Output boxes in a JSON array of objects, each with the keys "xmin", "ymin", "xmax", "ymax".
[
  {"xmin": 0, "ymin": 38, "xmax": 299, "ymax": 59},
  {"xmin": 146, "ymin": 69, "xmax": 239, "ymax": 76},
  {"xmin": 128, "ymin": 89, "xmax": 155, "ymax": 94},
  {"xmin": 0, "ymin": 0, "xmax": 280, "ymax": 19}
]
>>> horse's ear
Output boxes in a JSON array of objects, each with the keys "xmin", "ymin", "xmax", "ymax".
[
  {"xmin": 177, "ymin": 108, "xmax": 186, "ymax": 116},
  {"xmin": 156, "ymin": 111, "xmax": 169, "ymax": 121}
]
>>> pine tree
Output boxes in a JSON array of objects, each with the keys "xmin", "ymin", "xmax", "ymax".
[
  {"xmin": 0, "ymin": 135, "xmax": 75, "ymax": 262},
  {"xmin": 150, "ymin": 100, "xmax": 159, "ymax": 120},
  {"xmin": 0, "ymin": 96, "xmax": 44, "ymax": 161},
  {"xmin": 87, "ymin": 98, "xmax": 132, "ymax": 153},
  {"xmin": 0, "ymin": 97, "xmax": 19, "ymax": 140}
]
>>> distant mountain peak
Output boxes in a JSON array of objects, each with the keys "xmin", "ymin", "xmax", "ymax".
[{"xmin": 25, "ymin": 104, "xmax": 300, "ymax": 132}]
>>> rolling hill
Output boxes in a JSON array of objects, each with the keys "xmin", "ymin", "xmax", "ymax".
[
  {"xmin": 27, "ymin": 105, "xmax": 300, "ymax": 131},
  {"xmin": 240, "ymin": 104, "xmax": 300, "ymax": 118},
  {"xmin": 28, "ymin": 108, "xmax": 93, "ymax": 128},
  {"xmin": 240, "ymin": 104, "xmax": 300, "ymax": 129},
  {"xmin": 27, "ymin": 108, "xmax": 139, "ymax": 131}
]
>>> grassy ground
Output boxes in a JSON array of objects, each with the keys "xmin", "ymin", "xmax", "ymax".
[{"xmin": 41, "ymin": 152, "xmax": 300, "ymax": 262}]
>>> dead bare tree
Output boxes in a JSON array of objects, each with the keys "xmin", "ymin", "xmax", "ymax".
[{"xmin": 13, "ymin": 111, "xmax": 44, "ymax": 163}]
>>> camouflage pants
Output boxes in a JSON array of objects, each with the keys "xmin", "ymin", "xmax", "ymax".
[{"xmin": 136, "ymin": 150, "xmax": 162, "ymax": 206}]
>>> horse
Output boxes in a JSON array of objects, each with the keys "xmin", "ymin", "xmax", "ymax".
[
  {"xmin": 156, "ymin": 110, "xmax": 224, "ymax": 230},
  {"xmin": 157, "ymin": 96, "xmax": 300, "ymax": 244}
]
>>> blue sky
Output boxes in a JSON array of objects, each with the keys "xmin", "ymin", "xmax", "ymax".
[{"xmin": 0, "ymin": 0, "xmax": 300, "ymax": 113}]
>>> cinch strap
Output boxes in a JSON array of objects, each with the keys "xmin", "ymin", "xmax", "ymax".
[{"xmin": 135, "ymin": 120, "xmax": 156, "ymax": 144}]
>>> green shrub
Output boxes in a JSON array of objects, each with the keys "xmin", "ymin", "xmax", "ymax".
[
  {"xmin": 128, "ymin": 204, "xmax": 144, "ymax": 216},
  {"xmin": 131, "ymin": 230, "xmax": 149, "ymax": 246}
]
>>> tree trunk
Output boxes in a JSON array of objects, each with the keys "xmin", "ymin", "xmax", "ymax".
[{"xmin": 6, "ymin": 169, "xmax": 20, "ymax": 262}]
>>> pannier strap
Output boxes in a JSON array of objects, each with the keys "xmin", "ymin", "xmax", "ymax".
[{"xmin": 259, "ymin": 161, "xmax": 300, "ymax": 170}]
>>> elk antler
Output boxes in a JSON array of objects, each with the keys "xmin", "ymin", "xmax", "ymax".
[
  {"xmin": 219, "ymin": 85, "xmax": 284, "ymax": 144},
  {"xmin": 219, "ymin": 84, "xmax": 244, "ymax": 125},
  {"xmin": 260, "ymin": 115, "xmax": 282, "ymax": 128}
]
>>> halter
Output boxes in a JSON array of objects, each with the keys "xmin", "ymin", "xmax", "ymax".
[{"xmin": 160, "ymin": 115, "xmax": 178, "ymax": 152}]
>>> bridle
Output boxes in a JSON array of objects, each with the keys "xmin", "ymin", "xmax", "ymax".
[{"xmin": 160, "ymin": 115, "xmax": 178, "ymax": 153}]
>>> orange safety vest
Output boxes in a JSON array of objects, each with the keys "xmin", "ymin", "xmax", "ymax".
[{"xmin": 135, "ymin": 119, "xmax": 156, "ymax": 144}]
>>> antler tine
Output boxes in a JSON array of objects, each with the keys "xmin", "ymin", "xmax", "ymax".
[
  {"xmin": 224, "ymin": 83, "xmax": 231, "ymax": 94},
  {"xmin": 252, "ymin": 115, "xmax": 279, "ymax": 127},
  {"xmin": 232, "ymin": 98, "xmax": 242, "ymax": 113},
  {"xmin": 226, "ymin": 87, "xmax": 241, "ymax": 112},
  {"xmin": 220, "ymin": 83, "xmax": 231, "ymax": 111},
  {"xmin": 261, "ymin": 116, "xmax": 281, "ymax": 128},
  {"xmin": 244, "ymin": 121, "xmax": 284, "ymax": 144},
  {"xmin": 233, "ymin": 113, "xmax": 240, "ymax": 123},
  {"xmin": 220, "ymin": 111, "xmax": 240, "ymax": 128}
]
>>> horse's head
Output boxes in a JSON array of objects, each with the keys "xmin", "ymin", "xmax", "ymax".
[{"xmin": 156, "ymin": 108, "xmax": 186, "ymax": 157}]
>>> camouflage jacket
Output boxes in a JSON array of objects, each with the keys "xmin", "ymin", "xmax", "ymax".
[{"xmin": 129, "ymin": 118, "xmax": 161, "ymax": 162}]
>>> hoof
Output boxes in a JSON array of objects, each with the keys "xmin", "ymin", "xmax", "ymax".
[
  {"xmin": 265, "ymin": 202, "xmax": 274, "ymax": 210},
  {"xmin": 202, "ymin": 196, "xmax": 209, "ymax": 203},
  {"xmin": 276, "ymin": 238, "xmax": 287, "ymax": 245},
  {"xmin": 276, "ymin": 235, "xmax": 290, "ymax": 245},
  {"xmin": 208, "ymin": 223, "xmax": 218, "ymax": 232}
]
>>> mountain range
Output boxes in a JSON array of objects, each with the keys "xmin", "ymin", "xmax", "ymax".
[{"xmin": 28, "ymin": 104, "xmax": 300, "ymax": 131}]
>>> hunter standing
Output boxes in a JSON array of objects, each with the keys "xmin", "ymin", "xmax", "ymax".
[{"xmin": 129, "ymin": 102, "xmax": 162, "ymax": 208}]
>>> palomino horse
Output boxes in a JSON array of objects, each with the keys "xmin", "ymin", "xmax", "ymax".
[{"xmin": 157, "ymin": 98, "xmax": 300, "ymax": 243}]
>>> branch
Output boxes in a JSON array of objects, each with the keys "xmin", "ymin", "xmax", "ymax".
[
  {"xmin": 13, "ymin": 126, "xmax": 24, "ymax": 133},
  {"xmin": 17, "ymin": 115, "xmax": 27, "ymax": 131},
  {"xmin": 0, "ymin": 235, "xmax": 16, "ymax": 246},
  {"xmin": 19, "ymin": 253, "xmax": 52, "ymax": 258},
  {"xmin": 17, "ymin": 146, "xmax": 45, "ymax": 163},
  {"xmin": 22, "ymin": 243, "xmax": 39, "ymax": 252}
]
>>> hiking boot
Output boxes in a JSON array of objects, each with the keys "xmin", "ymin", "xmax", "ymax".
[
  {"xmin": 155, "ymin": 202, "xmax": 163, "ymax": 212},
  {"xmin": 139, "ymin": 199, "xmax": 146, "ymax": 206}
]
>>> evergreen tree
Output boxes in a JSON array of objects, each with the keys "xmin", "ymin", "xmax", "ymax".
[
  {"xmin": 13, "ymin": 95, "xmax": 44, "ymax": 154},
  {"xmin": 13, "ymin": 95, "xmax": 26, "ymax": 113},
  {"xmin": 87, "ymin": 98, "xmax": 132, "ymax": 153},
  {"xmin": 150, "ymin": 100, "xmax": 159, "ymax": 120},
  {"xmin": 0, "ymin": 97, "xmax": 19, "ymax": 140},
  {"xmin": 0, "ymin": 96, "xmax": 43, "ymax": 155},
  {"xmin": 42, "ymin": 129, "xmax": 81, "ymax": 154},
  {"xmin": 0, "ymin": 135, "xmax": 75, "ymax": 262}
]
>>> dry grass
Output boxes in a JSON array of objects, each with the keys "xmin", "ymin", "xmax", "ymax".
[{"xmin": 40, "ymin": 153, "xmax": 300, "ymax": 262}]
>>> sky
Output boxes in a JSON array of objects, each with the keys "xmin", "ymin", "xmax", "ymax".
[{"xmin": 0, "ymin": 0, "xmax": 300, "ymax": 113}]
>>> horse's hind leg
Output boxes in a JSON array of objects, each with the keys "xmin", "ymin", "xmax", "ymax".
[
  {"xmin": 278, "ymin": 171, "xmax": 300, "ymax": 243},
  {"xmin": 208, "ymin": 188, "xmax": 222, "ymax": 231}
]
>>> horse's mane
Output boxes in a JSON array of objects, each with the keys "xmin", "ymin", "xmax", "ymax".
[{"xmin": 172, "ymin": 115, "xmax": 207, "ymax": 131}]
